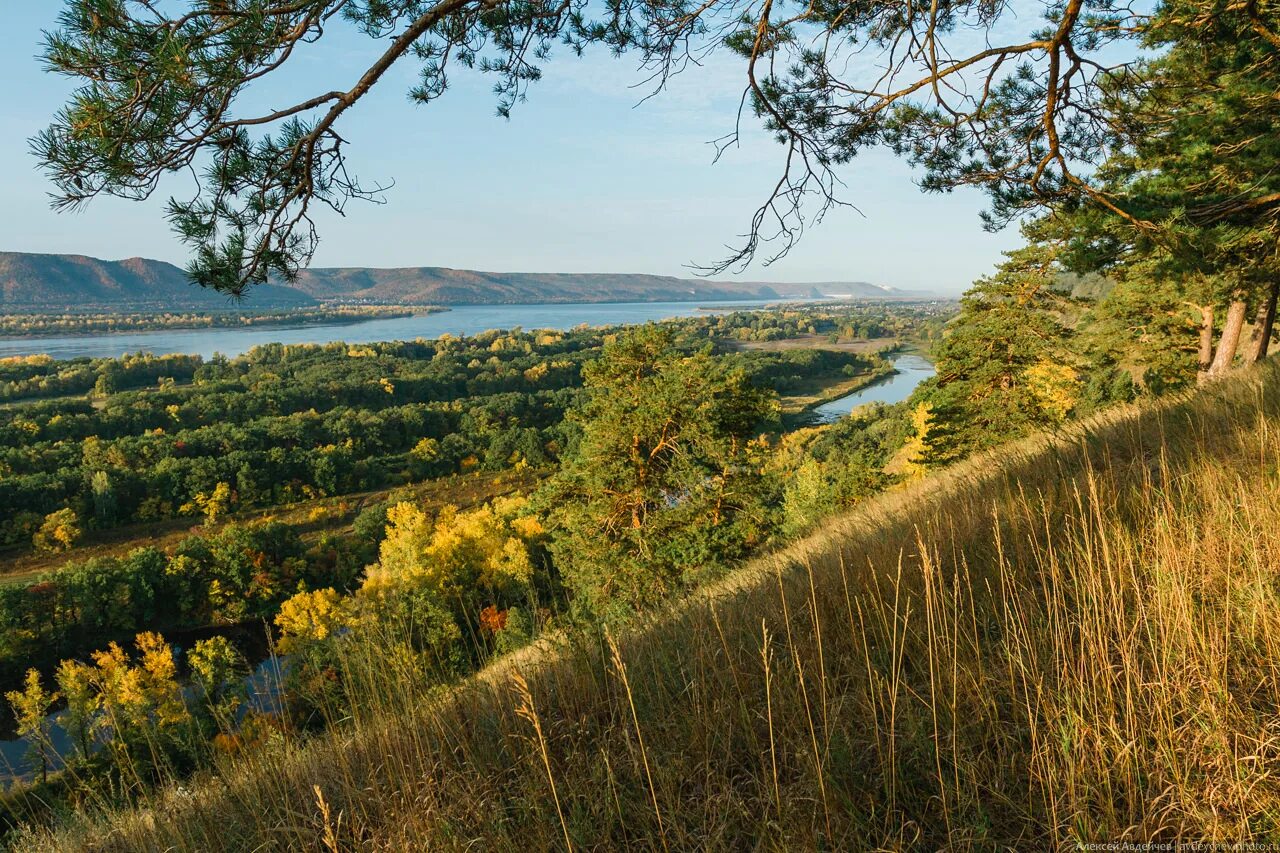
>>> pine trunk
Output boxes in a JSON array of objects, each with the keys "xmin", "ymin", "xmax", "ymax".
[
  {"xmin": 1246, "ymin": 280, "xmax": 1279, "ymax": 363},
  {"xmin": 1208, "ymin": 299, "xmax": 1248, "ymax": 378}
]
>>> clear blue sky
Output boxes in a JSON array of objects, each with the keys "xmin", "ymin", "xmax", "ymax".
[{"xmin": 0, "ymin": 6, "xmax": 1023, "ymax": 294}]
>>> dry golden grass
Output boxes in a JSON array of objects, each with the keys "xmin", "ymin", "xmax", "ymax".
[{"xmin": 17, "ymin": 359, "xmax": 1280, "ymax": 851}]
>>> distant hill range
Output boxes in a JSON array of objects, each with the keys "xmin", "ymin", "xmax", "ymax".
[
  {"xmin": 0, "ymin": 251, "xmax": 931, "ymax": 311},
  {"xmin": 284, "ymin": 266, "xmax": 928, "ymax": 304},
  {"xmin": 0, "ymin": 252, "xmax": 316, "ymax": 311}
]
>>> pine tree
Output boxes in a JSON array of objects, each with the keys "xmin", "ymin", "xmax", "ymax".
[
  {"xmin": 539, "ymin": 326, "xmax": 776, "ymax": 618},
  {"xmin": 1061, "ymin": 0, "xmax": 1280, "ymax": 377},
  {"xmin": 924, "ymin": 244, "xmax": 1080, "ymax": 463}
]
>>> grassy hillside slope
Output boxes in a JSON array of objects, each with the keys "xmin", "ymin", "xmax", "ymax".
[{"xmin": 20, "ymin": 359, "xmax": 1280, "ymax": 850}]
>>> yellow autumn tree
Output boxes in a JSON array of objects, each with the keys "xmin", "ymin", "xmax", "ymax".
[
  {"xmin": 411, "ymin": 437, "xmax": 440, "ymax": 462},
  {"xmin": 33, "ymin": 507, "xmax": 81, "ymax": 553},
  {"xmin": 135, "ymin": 632, "xmax": 188, "ymax": 729},
  {"xmin": 275, "ymin": 588, "xmax": 353, "ymax": 654},
  {"xmin": 1025, "ymin": 360, "xmax": 1080, "ymax": 423},
  {"xmin": 351, "ymin": 496, "xmax": 546, "ymax": 659},
  {"xmin": 885, "ymin": 403, "xmax": 935, "ymax": 480},
  {"xmin": 193, "ymin": 482, "xmax": 235, "ymax": 525},
  {"xmin": 87, "ymin": 634, "xmax": 191, "ymax": 771},
  {"xmin": 361, "ymin": 497, "xmax": 541, "ymax": 604},
  {"xmin": 5, "ymin": 669, "xmax": 60, "ymax": 783}
]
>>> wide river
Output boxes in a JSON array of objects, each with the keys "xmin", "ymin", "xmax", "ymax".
[{"xmin": 0, "ymin": 301, "xmax": 783, "ymax": 361}]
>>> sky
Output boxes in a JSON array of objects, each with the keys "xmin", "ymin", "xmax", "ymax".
[{"xmin": 0, "ymin": 6, "xmax": 1027, "ymax": 294}]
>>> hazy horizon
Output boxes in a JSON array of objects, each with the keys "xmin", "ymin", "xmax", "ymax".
[{"xmin": 0, "ymin": 249, "xmax": 941, "ymax": 294}]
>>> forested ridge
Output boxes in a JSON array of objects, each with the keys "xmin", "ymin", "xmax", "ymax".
[{"xmin": 0, "ymin": 251, "xmax": 903, "ymax": 310}]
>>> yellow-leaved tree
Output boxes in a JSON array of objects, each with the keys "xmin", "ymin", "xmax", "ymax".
[
  {"xmin": 5, "ymin": 669, "xmax": 60, "ymax": 783},
  {"xmin": 272, "ymin": 495, "xmax": 548, "ymax": 716},
  {"xmin": 274, "ymin": 588, "xmax": 353, "ymax": 655},
  {"xmin": 885, "ymin": 403, "xmax": 935, "ymax": 480},
  {"xmin": 33, "ymin": 507, "xmax": 81, "ymax": 553},
  {"xmin": 191, "ymin": 482, "xmax": 236, "ymax": 526},
  {"xmin": 360, "ymin": 496, "xmax": 543, "ymax": 610},
  {"xmin": 1025, "ymin": 361, "xmax": 1080, "ymax": 423}
]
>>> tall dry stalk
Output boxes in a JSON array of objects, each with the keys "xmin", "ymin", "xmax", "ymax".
[
  {"xmin": 511, "ymin": 671, "xmax": 573, "ymax": 852},
  {"xmin": 605, "ymin": 631, "xmax": 669, "ymax": 853}
]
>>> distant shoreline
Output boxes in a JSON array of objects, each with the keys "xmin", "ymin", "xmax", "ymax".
[{"xmin": 0, "ymin": 306, "xmax": 445, "ymax": 341}]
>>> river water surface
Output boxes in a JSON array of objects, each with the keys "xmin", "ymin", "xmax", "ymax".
[
  {"xmin": 810, "ymin": 353, "xmax": 937, "ymax": 422},
  {"xmin": 0, "ymin": 301, "xmax": 781, "ymax": 360}
]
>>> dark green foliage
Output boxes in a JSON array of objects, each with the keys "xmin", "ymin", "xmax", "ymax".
[
  {"xmin": 1076, "ymin": 273, "xmax": 1200, "ymax": 395},
  {"xmin": 540, "ymin": 326, "xmax": 778, "ymax": 618},
  {"xmin": 920, "ymin": 244, "xmax": 1085, "ymax": 464},
  {"xmin": 0, "ymin": 333, "xmax": 591, "ymax": 544},
  {"xmin": 1048, "ymin": 0, "xmax": 1280, "ymax": 361},
  {"xmin": 0, "ymin": 310, "xmax": 916, "ymax": 547},
  {"xmin": 0, "ymin": 522, "xmax": 308, "ymax": 693},
  {"xmin": 734, "ymin": 347, "xmax": 886, "ymax": 395}
]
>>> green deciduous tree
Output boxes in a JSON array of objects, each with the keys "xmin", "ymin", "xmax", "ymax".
[
  {"xmin": 187, "ymin": 636, "xmax": 248, "ymax": 732},
  {"xmin": 91, "ymin": 469, "xmax": 117, "ymax": 525}
]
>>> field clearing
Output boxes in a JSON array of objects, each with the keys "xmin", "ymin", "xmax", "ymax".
[
  {"xmin": 0, "ymin": 469, "xmax": 542, "ymax": 587},
  {"xmin": 776, "ymin": 367, "xmax": 896, "ymax": 414},
  {"xmin": 731, "ymin": 334, "xmax": 899, "ymax": 353}
]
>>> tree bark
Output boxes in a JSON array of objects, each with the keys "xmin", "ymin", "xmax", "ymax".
[
  {"xmin": 1246, "ymin": 280, "xmax": 1279, "ymax": 363},
  {"xmin": 1208, "ymin": 299, "xmax": 1249, "ymax": 378},
  {"xmin": 1197, "ymin": 305, "xmax": 1215, "ymax": 378}
]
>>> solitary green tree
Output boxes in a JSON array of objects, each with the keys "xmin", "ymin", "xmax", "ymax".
[
  {"xmin": 540, "ymin": 326, "xmax": 776, "ymax": 617},
  {"xmin": 90, "ymin": 469, "xmax": 116, "ymax": 525}
]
